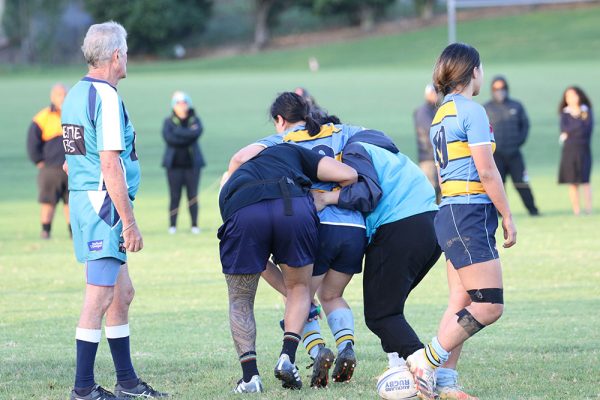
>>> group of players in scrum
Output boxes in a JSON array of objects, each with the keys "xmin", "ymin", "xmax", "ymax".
[{"xmin": 218, "ymin": 42, "xmax": 517, "ymax": 400}]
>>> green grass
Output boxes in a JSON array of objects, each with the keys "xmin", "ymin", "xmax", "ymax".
[{"xmin": 1, "ymin": 6, "xmax": 600, "ymax": 400}]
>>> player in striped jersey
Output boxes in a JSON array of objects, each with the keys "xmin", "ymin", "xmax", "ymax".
[
  {"xmin": 226, "ymin": 92, "xmax": 366, "ymax": 388},
  {"xmin": 405, "ymin": 43, "xmax": 517, "ymax": 400}
]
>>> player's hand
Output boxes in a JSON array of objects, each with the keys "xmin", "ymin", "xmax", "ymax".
[
  {"xmin": 501, "ymin": 215, "xmax": 517, "ymax": 248},
  {"xmin": 559, "ymin": 132, "xmax": 568, "ymax": 145},
  {"xmin": 62, "ymin": 161, "xmax": 68, "ymax": 175},
  {"xmin": 122, "ymin": 221, "xmax": 143, "ymax": 252},
  {"xmin": 311, "ymin": 190, "xmax": 328, "ymax": 212},
  {"xmin": 36, "ymin": 161, "xmax": 45, "ymax": 169}
]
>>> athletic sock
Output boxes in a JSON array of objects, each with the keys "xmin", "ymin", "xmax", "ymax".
[
  {"xmin": 42, "ymin": 223, "xmax": 51, "ymax": 234},
  {"xmin": 302, "ymin": 319, "xmax": 325, "ymax": 359},
  {"xmin": 281, "ymin": 332, "xmax": 301, "ymax": 364},
  {"xmin": 74, "ymin": 328, "xmax": 101, "ymax": 394},
  {"xmin": 327, "ymin": 308, "xmax": 355, "ymax": 352},
  {"xmin": 436, "ymin": 367, "xmax": 458, "ymax": 388},
  {"xmin": 424, "ymin": 336, "xmax": 450, "ymax": 368},
  {"xmin": 240, "ymin": 351, "xmax": 259, "ymax": 382},
  {"xmin": 106, "ymin": 324, "xmax": 138, "ymax": 387}
]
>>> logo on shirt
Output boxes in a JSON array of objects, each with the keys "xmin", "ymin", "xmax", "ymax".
[
  {"xmin": 62, "ymin": 124, "xmax": 86, "ymax": 155},
  {"xmin": 87, "ymin": 240, "xmax": 103, "ymax": 252}
]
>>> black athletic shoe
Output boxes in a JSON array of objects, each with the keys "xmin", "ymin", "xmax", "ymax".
[
  {"xmin": 309, "ymin": 346, "xmax": 335, "ymax": 388},
  {"xmin": 274, "ymin": 354, "xmax": 302, "ymax": 390},
  {"xmin": 114, "ymin": 379, "xmax": 168, "ymax": 398},
  {"xmin": 70, "ymin": 385, "xmax": 127, "ymax": 400},
  {"xmin": 332, "ymin": 343, "xmax": 357, "ymax": 383}
]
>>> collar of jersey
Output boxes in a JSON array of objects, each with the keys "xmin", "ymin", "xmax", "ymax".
[{"xmin": 82, "ymin": 76, "xmax": 117, "ymax": 91}]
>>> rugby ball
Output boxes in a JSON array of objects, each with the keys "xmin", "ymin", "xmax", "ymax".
[{"xmin": 377, "ymin": 366, "xmax": 418, "ymax": 399}]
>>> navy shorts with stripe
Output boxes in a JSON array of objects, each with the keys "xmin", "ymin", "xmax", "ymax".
[
  {"xmin": 218, "ymin": 196, "xmax": 319, "ymax": 275},
  {"xmin": 434, "ymin": 203, "xmax": 499, "ymax": 269},
  {"xmin": 313, "ymin": 224, "xmax": 366, "ymax": 276}
]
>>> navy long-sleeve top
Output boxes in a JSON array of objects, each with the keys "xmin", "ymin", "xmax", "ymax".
[{"xmin": 560, "ymin": 106, "xmax": 593, "ymax": 146}]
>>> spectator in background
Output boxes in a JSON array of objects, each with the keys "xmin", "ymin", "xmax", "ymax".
[
  {"xmin": 558, "ymin": 86, "xmax": 594, "ymax": 215},
  {"xmin": 27, "ymin": 83, "xmax": 70, "ymax": 239},
  {"xmin": 162, "ymin": 91, "xmax": 205, "ymax": 234},
  {"xmin": 413, "ymin": 84, "xmax": 441, "ymax": 203},
  {"xmin": 484, "ymin": 76, "xmax": 539, "ymax": 216}
]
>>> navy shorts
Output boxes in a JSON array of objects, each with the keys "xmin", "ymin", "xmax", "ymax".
[
  {"xmin": 313, "ymin": 224, "xmax": 366, "ymax": 276},
  {"xmin": 435, "ymin": 203, "xmax": 499, "ymax": 269},
  {"xmin": 218, "ymin": 196, "xmax": 319, "ymax": 275}
]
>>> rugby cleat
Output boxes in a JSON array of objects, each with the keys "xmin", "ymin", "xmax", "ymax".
[
  {"xmin": 114, "ymin": 379, "xmax": 168, "ymax": 398},
  {"xmin": 437, "ymin": 384, "xmax": 479, "ymax": 400},
  {"xmin": 406, "ymin": 349, "xmax": 438, "ymax": 400},
  {"xmin": 233, "ymin": 375, "xmax": 264, "ymax": 393},
  {"xmin": 70, "ymin": 385, "xmax": 127, "ymax": 400},
  {"xmin": 274, "ymin": 354, "xmax": 302, "ymax": 390},
  {"xmin": 332, "ymin": 343, "xmax": 357, "ymax": 383},
  {"xmin": 308, "ymin": 346, "xmax": 335, "ymax": 388}
]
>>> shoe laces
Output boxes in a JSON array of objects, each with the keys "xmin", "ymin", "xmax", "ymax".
[
  {"xmin": 138, "ymin": 381, "xmax": 158, "ymax": 394},
  {"xmin": 96, "ymin": 386, "xmax": 115, "ymax": 398}
]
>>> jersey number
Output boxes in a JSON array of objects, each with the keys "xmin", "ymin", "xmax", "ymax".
[{"xmin": 433, "ymin": 126, "xmax": 448, "ymax": 169}]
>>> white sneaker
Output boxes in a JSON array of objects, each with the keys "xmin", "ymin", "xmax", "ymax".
[
  {"xmin": 406, "ymin": 349, "xmax": 438, "ymax": 400},
  {"xmin": 233, "ymin": 375, "xmax": 263, "ymax": 393},
  {"xmin": 168, "ymin": 227, "xmax": 176, "ymax": 235},
  {"xmin": 191, "ymin": 226, "xmax": 201, "ymax": 234}
]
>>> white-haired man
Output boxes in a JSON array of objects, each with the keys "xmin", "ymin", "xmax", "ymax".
[{"xmin": 62, "ymin": 21, "xmax": 166, "ymax": 399}]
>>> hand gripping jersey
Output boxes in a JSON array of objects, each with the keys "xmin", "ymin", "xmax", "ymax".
[
  {"xmin": 255, "ymin": 123, "xmax": 365, "ymax": 228},
  {"xmin": 61, "ymin": 77, "xmax": 140, "ymax": 200},
  {"xmin": 430, "ymin": 94, "xmax": 495, "ymax": 206}
]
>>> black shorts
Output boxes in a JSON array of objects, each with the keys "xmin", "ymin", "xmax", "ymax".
[
  {"xmin": 313, "ymin": 224, "xmax": 366, "ymax": 276},
  {"xmin": 38, "ymin": 166, "xmax": 68, "ymax": 205},
  {"xmin": 218, "ymin": 196, "xmax": 319, "ymax": 275}
]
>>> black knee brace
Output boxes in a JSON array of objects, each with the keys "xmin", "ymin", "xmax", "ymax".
[
  {"xmin": 467, "ymin": 288, "xmax": 504, "ymax": 304},
  {"xmin": 456, "ymin": 308, "xmax": 485, "ymax": 337}
]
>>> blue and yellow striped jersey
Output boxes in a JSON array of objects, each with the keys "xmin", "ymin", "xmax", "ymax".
[
  {"xmin": 254, "ymin": 123, "xmax": 366, "ymax": 228},
  {"xmin": 430, "ymin": 94, "xmax": 495, "ymax": 206}
]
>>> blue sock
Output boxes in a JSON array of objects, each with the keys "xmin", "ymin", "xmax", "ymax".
[
  {"xmin": 436, "ymin": 367, "xmax": 458, "ymax": 387},
  {"xmin": 425, "ymin": 336, "xmax": 451, "ymax": 367},
  {"xmin": 302, "ymin": 319, "xmax": 325, "ymax": 359},
  {"xmin": 106, "ymin": 324, "xmax": 138, "ymax": 386},
  {"xmin": 326, "ymin": 308, "xmax": 355, "ymax": 352},
  {"xmin": 74, "ymin": 328, "xmax": 101, "ymax": 393}
]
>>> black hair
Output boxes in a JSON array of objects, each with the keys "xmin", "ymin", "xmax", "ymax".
[
  {"xmin": 433, "ymin": 43, "xmax": 481, "ymax": 96},
  {"xmin": 314, "ymin": 112, "xmax": 341, "ymax": 125},
  {"xmin": 559, "ymin": 86, "xmax": 592, "ymax": 114},
  {"xmin": 270, "ymin": 92, "xmax": 321, "ymax": 136}
]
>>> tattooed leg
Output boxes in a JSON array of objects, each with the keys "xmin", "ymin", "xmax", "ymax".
[{"xmin": 225, "ymin": 273, "xmax": 261, "ymax": 356}]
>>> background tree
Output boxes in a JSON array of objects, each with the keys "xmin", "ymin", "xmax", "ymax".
[
  {"xmin": 84, "ymin": 0, "xmax": 213, "ymax": 54},
  {"xmin": 414, "ymin": 0, "xmax": 436, "ymax": 20},
  {"xmin": 308, "ymin": 0, "xmax": 396, "ymax": 32}
]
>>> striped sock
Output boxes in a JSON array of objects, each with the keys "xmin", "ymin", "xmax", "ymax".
[
  {"xmin": 74, "ymin": 328, "xmax": 101, "ymax": 394},
  {"xmin": 281, "ymin": 332, "xmax": 301, "ymax": 364},
  {"xmin": 240, "ymin": 351, "xmax": 259, "ymax": 383},
  {"xmin": 302, "ymin": 319, "xmax": 325, "ymax": 359},
  {"xmin": 424, "ymin": 336, "xmax": 450, "ymax": 368},
  {"xmin": 327, "ymin": 308, "xmax": 355, "ymax": 352}
]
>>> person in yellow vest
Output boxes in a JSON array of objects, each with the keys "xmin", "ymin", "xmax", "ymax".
[{"xmin": 27, "ymin": 83, "xmax": 70, "ymax": 239}]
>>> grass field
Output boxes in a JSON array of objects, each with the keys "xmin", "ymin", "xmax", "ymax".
[{"xmin": 1, "ymin": 6, "xmax": 600, "ymax": 400}]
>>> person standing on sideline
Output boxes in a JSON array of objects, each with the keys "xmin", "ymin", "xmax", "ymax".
[
  {"xmin": 162, "ymin": 91, "xmax": 204, "ymax": 234},
  {"xmin": 61, "ymin": 21, "xmax": 166, "ymax": 400},
  {"xmin": 484, "ymin": 76, "xmax": 539, "ymax": 216},
  {"xmin": 558, "ymin": 86, "xmax": 594, "ymax": 215},
  {"xmin": 414, "ymin": 84, "xmax": 441, "ymax": 203},
  {"xmin": 27, "ymin": 83, "xmax": 71, "ymax": 239}
]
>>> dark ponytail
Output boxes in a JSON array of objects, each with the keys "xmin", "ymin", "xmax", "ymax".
[
  {"xmin": 433, "ymin": 43, "xmax": 481, "ymax": 96},
  {"xmin": 270, "ymin": 92, "xmax": 322, "ymax": 136}
]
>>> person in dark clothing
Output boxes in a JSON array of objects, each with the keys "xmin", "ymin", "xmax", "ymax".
[
  {"xmin": 413, "ymin": 84, "xmax": 441, "ymax": 203},
  {"xmin": 484, "ymin": 76, "xmax": 539, "ymax": 216},
  {"xmin": 218, "ymin": 143, "xmax": 357, "ymax": 393},
  {"xmin": 558, "ymin": 86, "xmax": 594, "ymax": 215},
  {"xmin": 162, "ymin": 91, "xmax": 205, "ymax": 234},
  {"xmin": 27, "ymin": 83, "xmax": 70, "ymax": 239}
]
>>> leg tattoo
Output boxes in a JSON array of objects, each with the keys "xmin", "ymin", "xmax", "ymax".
[{"xmin": 226, "ymin": 274, "xmax": 261, "ymax": 356}]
